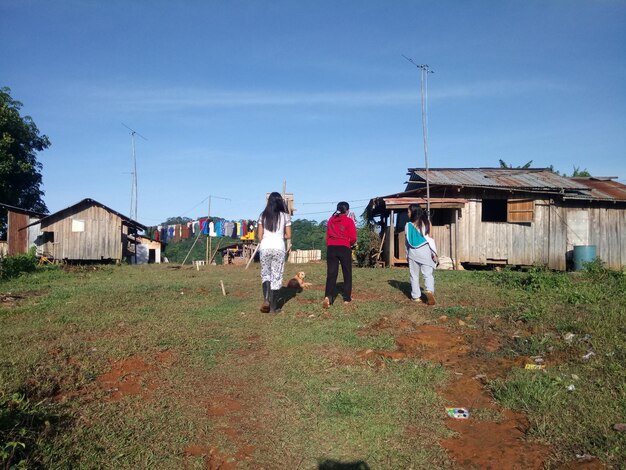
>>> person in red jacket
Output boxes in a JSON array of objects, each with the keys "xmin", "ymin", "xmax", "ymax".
[{"xmin": 323, "ymin": 201, "xmax": 357, "ymax": 308}]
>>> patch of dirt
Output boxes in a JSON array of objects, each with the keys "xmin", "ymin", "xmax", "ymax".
[
  {"xmin": 183, "ymin": 444, "xmax": 256, "ymax": 470},
  {"xmin": 359, "ymin": 317, "xmax": 550, "ymax": 468},
  {"xmin": 96, "ymin": 350, "xmax": 178, "ymax": 401},
  {"xmin": 183, "ymin": 336, "xmax": 270, "ymax": 468},
  {"xmin": 351, "ymin": 289, "xmax": 382, "ymax": 301},
  {"xmin": 0, "ymin": 290, "xmax": 47, "ymax": 308}
]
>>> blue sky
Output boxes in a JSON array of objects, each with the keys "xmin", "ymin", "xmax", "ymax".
[{"xmin": 2, "ymin": 0, "xmax": 625, "ymax": 224}]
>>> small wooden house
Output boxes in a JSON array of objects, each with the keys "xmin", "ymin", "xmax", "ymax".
[
  {"xmin": 131, "ymin": 235, "xmax": 163, "ymax": 264},
  {"xmin": 0, "ymin": 203, "xmax": 46, "ymax": 256},
  {"xmin": 367, "ymin": 168, "xmax": 626, "ymax": 270},
  {"xmin": 21, "ymin": 198, "xmax": 147, "ymax": 263}
]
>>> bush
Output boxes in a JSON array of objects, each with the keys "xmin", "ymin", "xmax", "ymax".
[
  {"xmin": 354, "ymin": 224, "xmax": 381, "ymax": 267},
  {"xmin": 0, "ymin": 250, "xmax": 38, "ymax": 280}
]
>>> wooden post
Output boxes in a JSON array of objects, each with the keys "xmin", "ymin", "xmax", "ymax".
[
  {"xmin": 220, "ymin": 280, "xmax": 226, "ymax": 296},
  {"xmin": 454, "ymin": 208, "xmax": 459, "ymax": 270},
  {"xmin": 245, "ymin": 244, "xmax": 259, "ymax": 270},
  {"xmin": 389, "ymin": 210, "xmax": 395, "ymax": 267}
]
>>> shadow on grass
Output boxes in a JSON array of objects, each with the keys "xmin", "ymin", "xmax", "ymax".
[
  {"xmin": 388, "ymin": 279, "xmax": 411, "ymax": 299},
  {"xmin": 318, "ymin": 459, "xmax": 370, "ymax": 470},
  {"xmin": 1, "ymin": 395, "xmax": 73, "ymax": 467},
  {"xmin": 276, "ymin": 286, "xmax": 299, "ymax": 309}
]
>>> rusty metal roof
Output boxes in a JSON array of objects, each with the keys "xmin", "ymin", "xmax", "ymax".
[
  {"xmin": 382, "ymin": 197, "xmax": 467, "ymax": 208},
  {"xmin": 406, "ymin": 168, "xmax": 588, "ymax": 192},
  {"xmin": 22, "ymin": 198, "xmax": 147, "ymax": 230},
  {"xmin": 566, "ymin": 177, "xmax": 626, "ymax": 201}
]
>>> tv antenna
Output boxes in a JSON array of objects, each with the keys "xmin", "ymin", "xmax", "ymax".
[
  {"xmin": 402, "ymin": 55, "xmax": 434, "ymax": 217},
  {"xmin": 122, "ymin": 123, "xmax": 147, "ymax": 222}
]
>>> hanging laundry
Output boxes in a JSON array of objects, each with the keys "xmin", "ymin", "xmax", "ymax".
[{"xmin": 209, "ymin": 221, "xmax": 216, "ymax": 237}]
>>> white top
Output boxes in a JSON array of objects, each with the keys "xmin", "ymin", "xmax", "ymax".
[{"xmin": 258, "ymin": 212, "xmax": 291, "ymax": 251}]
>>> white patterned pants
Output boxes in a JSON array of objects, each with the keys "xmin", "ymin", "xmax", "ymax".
[{"xmin": 260, "ymin": 249, "xmax": 285, "ymax": 290}]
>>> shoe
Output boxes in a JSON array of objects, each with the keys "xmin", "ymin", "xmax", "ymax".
[
  {"xmin": 322, "ymin": 297, "xmax": 330, "ymax": 309},
  {"xmin": 260, "ymin": 281, "xmax": 270, "ymax": 313},
  {"xmin": 269, "ymin": 289, "xmax": 281, "ymax": 314},
  {"xmin": 423, "ymin": 290, "xmax": 436, "ymax": 306}
]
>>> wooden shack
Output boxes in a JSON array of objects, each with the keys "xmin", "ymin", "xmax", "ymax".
[
  {"xmin": 22, "ymin": 198, "xmax": 146, "ymax": 263},
  {"xmin": 0, "ymin": 203, "xmax": 46, "ymax": 256},
  {"xmin": 131, "ymin": 236, "xmax": 163, "ymax": 264},
  {"xmin": 367, "ymin": 168, "xmax": 626, "ymax": 271}
]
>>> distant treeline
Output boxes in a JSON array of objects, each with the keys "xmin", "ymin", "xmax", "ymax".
[{"xmin": 160, "ymin": 218, "xmax": 328, "ymax": 263}]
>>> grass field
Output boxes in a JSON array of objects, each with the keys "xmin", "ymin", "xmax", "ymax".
[{"xmin": 1, "ymin": 261, "xmax": 624, "ymax": 469}]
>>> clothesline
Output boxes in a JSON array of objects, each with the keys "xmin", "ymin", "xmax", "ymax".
[{"xmin": 147, "ymin": 218, "xmax": 257, "ymax": 243}]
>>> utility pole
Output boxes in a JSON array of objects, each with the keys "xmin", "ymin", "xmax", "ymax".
[
  {"xmin": 122, "ymin": 123, "xmax": 147, "ymax": 222},
  {"xmin": 206, "ymin": 196, "xmax": 212, "ymax": 263},
  {"xmin": 204, "ymin": 195, "xmax": 231, "ymax": 264},
  {"xmin": 402, "ymin": 57, "xmax": 434, "ymax": 219}
]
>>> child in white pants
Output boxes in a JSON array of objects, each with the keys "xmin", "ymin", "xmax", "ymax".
[{"xmin": 405, "ymin": 204, "xmax": 438, "ymax": 305}]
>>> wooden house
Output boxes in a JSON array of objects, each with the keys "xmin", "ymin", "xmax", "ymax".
[
  {"xmin": 21, "ymin": 198, "xmax": 147, "ymax": 263},
  {"xmin": 367, "ymin": 168, "xmax": 626, "ymax": 271},
  {"xmin": 0, "ymin": 203, "xmax": 46, "ymax": 256}
]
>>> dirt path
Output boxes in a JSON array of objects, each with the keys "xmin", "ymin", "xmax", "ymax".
[{"xmin": 360, "ymin": 315, "xmax": 550, "ymax": 469}]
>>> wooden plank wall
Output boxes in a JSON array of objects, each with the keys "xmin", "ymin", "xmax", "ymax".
[
  {"xmin": 579, "ymin": 206, "xmax": 625, "ymax": 270},
  {"xmin": 7, "ymin": 211, "xmax": 29, "ymax": 255},
  {"xmin": 41, "ymin": 204, "xmax": 123, "ymax": 260},
  {"xmin": 455, "ymin": 191, "xmax": 565, "ymax": 269},
  {"xmin": 548, "ymin": 203, "xmax": 567, "ymax": 271}
]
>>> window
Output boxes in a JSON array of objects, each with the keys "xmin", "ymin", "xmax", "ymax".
[
  {"xmin": 481, "ymin": 199, "xmax": 535, "ymax": 223},
  {"xmin": 42, "ymin": 231, "xmax": 54, "ymax": 243},
  {"xmin": 507, "ymin": 199, "xmax": 535, "ymax": 223},
  {"xmin": 71, "ymin": 219, "xmax": 85, "ymax": 232},
  {"xmin": 481, "ymin": 199, "xmax": 507, "ymax": 222}
]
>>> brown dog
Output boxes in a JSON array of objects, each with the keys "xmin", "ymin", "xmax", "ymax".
[{"xmin": 287, "ymin": 271, "xmax": 312, "ymax": 290}]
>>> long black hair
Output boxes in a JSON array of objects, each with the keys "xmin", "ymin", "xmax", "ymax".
[
  {"xmin": 261, "ymin": 192, "xmax": 287, "ymax": 232},
  {"xmin": 408, "ymin": 204, "xmax": 430, "ymax": 235}
]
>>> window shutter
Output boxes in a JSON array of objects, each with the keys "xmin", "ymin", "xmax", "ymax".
[{"xmin": 507, "ymin": 199, "xmax": 534, "ymax": 223}]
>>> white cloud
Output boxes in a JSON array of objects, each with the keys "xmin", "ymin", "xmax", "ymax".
[{"xmin": 81, "ymin": 78, "xmax": 570, "ymax": 111}]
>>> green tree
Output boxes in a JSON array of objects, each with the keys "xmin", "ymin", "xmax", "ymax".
[
  {"xmin": 291, "ymin": 219, "xmax": 327, "ymax": 258},
  {"xmin": 571, "ymin": 166, "xmax": 591, "ymax": 177},
  {"xmin": 0, "ymin": 87, "xmax": 50, "ymax": 236},
  {"xmin": 162, "ymin": 216, "xmax": 192, "ymax": 225},
  {"xmin": 499, "ymin": 159, "xmax": 533, "ymax": 169}
]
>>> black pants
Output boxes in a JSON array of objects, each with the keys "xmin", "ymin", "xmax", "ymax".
[{"xmin": 325, "ymin": 245, "xmax": 352, "ymax": 301}]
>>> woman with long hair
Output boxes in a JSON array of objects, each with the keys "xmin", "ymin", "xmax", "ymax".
[
  {"xmin": 405, "ymin": 204, "xmax": 438, "ymax": 305},
  {"xmin": 257, "ymin": 192, "xmax": 291, "ymax": 313},
  {"xmin": 323, "ymin": 201, "xmax": 357, "ymax": 308}
]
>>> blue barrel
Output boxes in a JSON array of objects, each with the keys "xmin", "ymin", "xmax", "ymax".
[{"xmin": 573, "ymin": 245, "xmax": 596, "ymax": 271}]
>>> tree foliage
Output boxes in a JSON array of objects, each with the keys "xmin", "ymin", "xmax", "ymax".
[
  {"xmin": 499, "ymin": 159, "xmax": 533, "ymax": 169},
  {"xmin": 498, "ymin": 160, "xmax": 592, "ymax": 177},
  {"xmin": 291, "ymin": 219, "xmax": 327, "ymax": 258},
  {"xmin": 162, "ymin": 216, "xmax": 192, "ymax": 226},
  {"xmin": 0, "ymin": 87, "xmax": 50, "ymax": 236}
]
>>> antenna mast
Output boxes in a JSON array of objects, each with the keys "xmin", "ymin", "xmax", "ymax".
[
  {"xmin": 122, "ymin": 123, "xmax": 147, "ymax": 222},
  {"xmin": 403, "ymin": 56, "xmax": 434, "ymax": 218}
]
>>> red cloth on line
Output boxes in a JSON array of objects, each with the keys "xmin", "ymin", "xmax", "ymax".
[{"xmin": 326, "ymin": 213, "xmax": 357, "ymax": 248}]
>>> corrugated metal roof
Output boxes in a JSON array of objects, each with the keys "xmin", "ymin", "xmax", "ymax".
[
  {"xmin": 406, "ymin": 168, "xmax": 588, "ymax": 191},
  {"xmin": 382, "ymin": 197, "xmax": 467, "ymax": 206},
  {"xmin": 22, "ymin": 198, "xmax": 147, "ymax": 230},
  {"xmin": 568, "ymin": 178, "xmax": 626, "ymax": 201}
]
